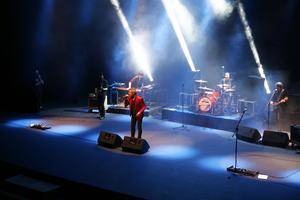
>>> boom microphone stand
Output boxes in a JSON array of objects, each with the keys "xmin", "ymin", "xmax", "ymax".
[
  {"xmin": 267, "ymin": 90, "xmax": 275, "ymax": 129},
  {"xmin": 173, "ymin": 83, "xmax": 189, "ymax": 131},
  {"xmin": 267, "ymin": 102, "xmax": 270, "ymax": 129},
  {"xmin": 227, "ymin": 108, "xmax": 258, "ymax": 176}
]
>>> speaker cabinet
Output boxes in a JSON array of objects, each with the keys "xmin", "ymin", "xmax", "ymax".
[
  {"xmin": 97, "ymin": 131, "xmax": 122, "ymax": 148},
  {"xmin": 262, "ymin": 130, "xmax": 289, "ymax": 148},
  {"xmin": 121, "ymin": 136, "xmax": 150, "ymax": 154},
  {"xmin": 290, "ymin": 125, "xmax": 300, "ymax": 144},
  {"xmin": 236, "ymin": 126, "xmax": 261, "ymax": 143}
]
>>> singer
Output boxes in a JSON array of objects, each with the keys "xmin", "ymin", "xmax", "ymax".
[{"xmin": 124, "ymin": 88, "xmax": 147, "ymax": 139}]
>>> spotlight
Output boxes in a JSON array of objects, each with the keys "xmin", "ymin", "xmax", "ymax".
[{"xmin": 208, "ymin": 0, "xmax": 233, "ymax": 19}]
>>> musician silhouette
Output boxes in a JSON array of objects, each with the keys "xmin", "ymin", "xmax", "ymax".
[
  {"xmin": 97, "ymin": 73, "xmax": 108, "ymax": 119},
  {"xmin": 269, "ymin": 82, "xmax": 289, "ymax": 131},
  {"xmin": 35, "ymin": 70, "xmax": 44, "ymax": 111},
  {"xmin": 129, "ymin": 72, "xmax": 144, "ymax": 89}
]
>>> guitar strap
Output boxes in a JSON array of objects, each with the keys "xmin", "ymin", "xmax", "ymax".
[{"xmin": 276, "ymin": 89, "xmax": 285, "ymax": 102}]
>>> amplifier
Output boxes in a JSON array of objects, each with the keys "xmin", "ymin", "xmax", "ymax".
[{"xmin": 238, "ymin": 99, "xmax": 255, "ymax": 114}]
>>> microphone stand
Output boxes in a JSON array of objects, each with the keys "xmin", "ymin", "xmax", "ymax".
[
  {"xmin": 267, "ymin": 102, "xmax": 270, "ymax": 129},
  {"xmin": 227, "ymin": 109, "xmax": 258, "ymax": 176},
  {"xmin": 267, "ymin": 90, "xmax": 275, "ymax": 130},
  {"xmin": 173, "ymin": 83, "xmax": 189, "ymax": 131}
]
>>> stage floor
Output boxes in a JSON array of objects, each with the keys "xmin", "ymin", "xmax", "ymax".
[{"xmin": 0, "ymin": 107, "xmax": 300, "ymax": 199}]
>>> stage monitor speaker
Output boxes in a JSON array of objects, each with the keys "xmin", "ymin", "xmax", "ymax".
[
  {"xmin": 290, "ymin": 125, "xmax": 300, "ymax": 144},
  {"xmin": 236, "ymin": 126, "xmax": 261, "ymax": 143},
  {"xmin": 97, "ymin": 131, "xmax": 122, "ymax": 148},
  {"xmin": 121, "ymin": 136, "xmax": 150, "ymax": 154},
  {"xmin": 262, "ymin": 130, "xmax": 289, "ymax": 148}
]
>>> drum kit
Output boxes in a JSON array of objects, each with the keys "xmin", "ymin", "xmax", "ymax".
[{"xmin": 194, "ymin": 79, "xmax": 238, "ymax": 115}]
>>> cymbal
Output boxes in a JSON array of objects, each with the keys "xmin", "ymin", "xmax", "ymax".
[
  {"xmin": 195, "ymin": 80, "xmax": 207, "ymax": 83},
  {"xmin": 113, "ymin": 87, "xmax": 142, "ymax": 92},
  {"xmin": 111, "ymin": 82, "xmax": 125, "ymax": 87},
  {"xmin": 141, "ymin": 84, "xmax": 153, "ymax": 90},
  {"xmin": 248, "ymin": 75, "xmax": 263, "ymax": 80},
  {"xmin": 224, "ymin": 89, "xmax": 235, "ymax": 92},
  {"xmin": 217, "ymin": 84, "xmax": 230, "ymax": 88},
  {"xmin": 198, "ymin": 86, "xmax": 213, "ymax": 91},
  {"xmin": 113, "ymin": 87, "xmax": 129, "ymax": 91}
]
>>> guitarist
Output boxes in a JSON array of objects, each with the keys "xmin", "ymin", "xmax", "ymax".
[
  {"xmin": 269, "ymin": 82, "xmax": 289, "ymax": 131},
  {"xmin": 35, "ymin": 70, "xmax": 44, "ymax": 111},
  {"xmin": 97, "ymin": 74, "xmax": 108, "ymax": 119}
]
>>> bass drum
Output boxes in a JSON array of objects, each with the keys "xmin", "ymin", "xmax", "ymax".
[{"xmin": 198, "ymin": 91, "xmax": 220, "ymax": 112}]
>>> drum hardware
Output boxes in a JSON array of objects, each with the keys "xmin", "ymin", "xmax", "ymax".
[
  {"xmin": 219, "ymin": 92, "xmax": 238, "ymax": 115},
  {"xmin": 89, "ymin": 93, "xmax": 96, "ymax": 98},
  {"xmin": 179, "ymin": 92, "xmax": 199, "ymax": 111},
  {"xmin": 198, "ymin": 86, "xmax": 214, "ymax": 91}
]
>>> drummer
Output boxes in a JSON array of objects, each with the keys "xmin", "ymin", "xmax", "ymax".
[
  {"xmin": 219, "ymin": 72, "xmax": 235, "ymax": 92},
  {"xmin": 222, "ymin": 72, "xmax": 231, "ymax": 90}
]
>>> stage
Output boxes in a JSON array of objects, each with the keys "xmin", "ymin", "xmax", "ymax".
[{"xmin": 0, "ymin": 107, "xmax": 300, "ymax": 199}]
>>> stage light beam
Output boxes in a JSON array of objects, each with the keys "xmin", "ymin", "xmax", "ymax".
[
  {"xmin": 173, "ymin": 0, "xmax": 200, "ymax": 43},
  {"xmin": 162, "ymin": 0, "xmax": 197, "ymax": 72},
  {"xmin": 110, "ymin": 0, "xmax": 153, "ymax": 82},
  {"xmin": 237, "ymin": 1, "xmax": 271, "ymax": 94}
]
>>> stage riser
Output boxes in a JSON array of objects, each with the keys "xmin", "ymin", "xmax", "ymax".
[{"xmin": 162, "ymin": 108, "xmax": 253, "ymax": 132}]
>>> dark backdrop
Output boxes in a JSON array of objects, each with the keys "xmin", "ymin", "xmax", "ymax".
[{"xmin": 2, "ymin": 0, "xmax": 299, "ymax": 112}]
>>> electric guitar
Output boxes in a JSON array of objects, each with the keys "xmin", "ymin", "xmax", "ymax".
[
  {"xmin": 269, "ymin": 89, "xmax": 287, "ymax": 112},
  {"xmin": 269, "ymin": 100, "xmax": 286, "ymax": 111},
  {"xmin": 269, "ymin": 101, "xmax": 279, "ymax": 111}
]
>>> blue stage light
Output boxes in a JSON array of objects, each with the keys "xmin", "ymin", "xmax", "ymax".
[
  {"xmin": 48, "ymin": 125, "xmax": 89, "ymax": 135},
  {"xmin": 6, "ymin": 119, "xmax": 45, "ymax": 128},
  {"xmin": 35, "ymin": 0, "xmax": 55, "ymax": 50},
  {"xmin": 149, "ymin": 145, "xmax": 198, "ymax": 159},
  {"xmin": 279, "ymin": 169, "xmax": 300, "ymax": 186},
  {"xmin": 198, "ymin": 155, "xmax": 253, "ymax": 172}
]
